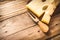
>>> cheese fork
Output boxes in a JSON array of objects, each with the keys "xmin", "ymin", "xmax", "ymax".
[{"xmin": 27, "ymin": 11, "xmax": 49, "ymax": 33}]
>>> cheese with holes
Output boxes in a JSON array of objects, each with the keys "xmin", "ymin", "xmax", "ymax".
[{"xmin": 26, "ymin": 0, "xmax": 59, "ymax": 24}]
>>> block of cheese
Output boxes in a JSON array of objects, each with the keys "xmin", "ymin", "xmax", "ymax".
[{"xmin": 26, "ymin": 0, "xmax": 59, "ymax": 24}]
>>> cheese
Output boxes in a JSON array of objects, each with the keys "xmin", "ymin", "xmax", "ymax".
[
  {"xmin": 26, "ymin": 0, "xmax": 59, "ymax": 24},
  {"xmin": 41, "ymin": 14, "xmax": 51, "ymax": 24}
]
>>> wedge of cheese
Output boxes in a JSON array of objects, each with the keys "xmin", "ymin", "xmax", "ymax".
[
  {"xmin": 41, "ymin": 14, "xmax": 51, "ymax": 24},
  {"xmin": 26, "ymin": 0, "xmax": 59, "ymax": 24},
  {"xmin": 41, "ymin": 3, "xmax": 56, "ymax": 24}
]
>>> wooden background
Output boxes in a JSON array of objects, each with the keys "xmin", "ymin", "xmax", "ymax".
[{"xmin": 0, "ymin": 0, "xmax": 60, "ymax": 40}]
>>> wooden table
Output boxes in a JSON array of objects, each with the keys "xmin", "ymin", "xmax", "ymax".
[{"xmin": 0, "ymin": 0, "xmax": 60, "ymax": 40}]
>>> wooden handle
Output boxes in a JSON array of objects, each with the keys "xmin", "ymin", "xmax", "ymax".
[{"xmin": 38, "ymin": 21, "xmax": 49, "ymax": 33}]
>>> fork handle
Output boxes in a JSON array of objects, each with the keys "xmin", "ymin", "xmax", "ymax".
[{"xmin": 38, "ymin": 21, "xmax": 49, "ymax": 33}]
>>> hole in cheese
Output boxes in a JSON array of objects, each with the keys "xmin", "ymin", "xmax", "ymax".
[
  {"xmin": 42, "ymin": 0, "xmax": 46, "ymax": 2},
  {"xmin": 43, "ymin": 5, "xmax": 48, "ymax": 10}
]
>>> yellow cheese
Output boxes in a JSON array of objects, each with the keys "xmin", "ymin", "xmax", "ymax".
[
  {"xmin": 26, "ymin": 0, "xmax": 59, "ymax": 24},
  {"xmin": 26, "ymin": 0, "xmax": 44, "ymax": 17},
  {"xmin": 41, "ymin": 14, "xmax": 51, "ymax": 24}
]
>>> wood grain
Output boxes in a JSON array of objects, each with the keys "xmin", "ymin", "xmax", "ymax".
[
  {"xmin": 0, "ymin": 13, "xmax": 35, "ymax": 38},
  {"xmin": 0, "ymin": 0, "xmax": 60, "ymax": 40},
  {"xmin": 0, "ymin": 13, "xmax": 60, "ymax": 40},
  {"xmin": 2, "ymin": 25, "xmax": 45, "ymax": 40},
  {"xmin": 0, "ymin": 1, "xmax": 27, "ymax": 21}
]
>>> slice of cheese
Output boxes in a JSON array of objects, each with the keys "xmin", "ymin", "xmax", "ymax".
[
  {"xmin": 26, "ymin": 0, "xmax": 59, "ymax": 24},
  {"xmin": 41, "ymin": 14, "xmax": 51, "ymax": 24}
]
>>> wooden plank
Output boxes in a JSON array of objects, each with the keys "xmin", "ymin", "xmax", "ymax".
[
  {"xmin": 0, "ymin": 13, "xmax": 35, "ymax": 38},
  {"xmin": 0, "ymin": 0, "xmax": 30, "ymax": 5},
  {"xmin": 0, "ymin": 1, "xmax": 27, "ymax": 21},
  {"xmin": 0, "ymin": 1, "xmax": 11, "ymax": 5},
  {"xmin": 1, "ymin": 25, "xmax": 45, "ymax": 40},
  {"xmin": 1, "ymin": 23, "xmax": 60, "ymax": 40},
  {"xmin": 0, "ymin": 14, "xmax": 60, "ymax": 40},
  {"xmin": 51, "ymin": 35, "xmax": 60, "ymax": 40},
  {"xmin": 42, "ymin": 14, "xmax": 60, "ymax": 40}
]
